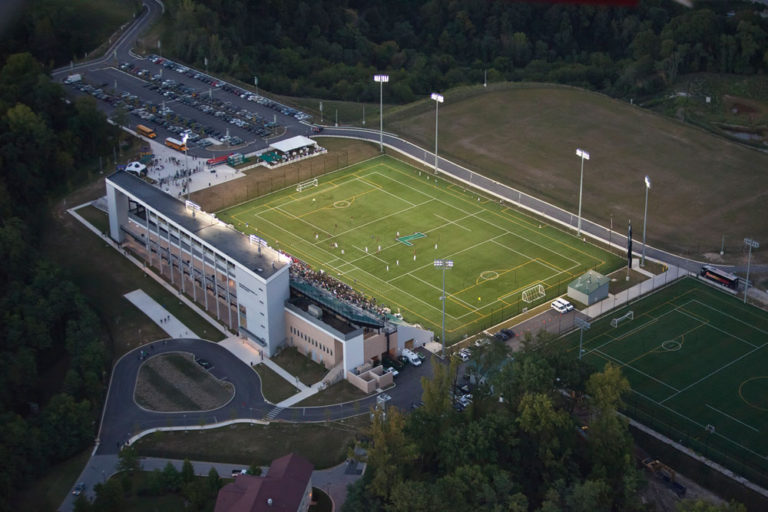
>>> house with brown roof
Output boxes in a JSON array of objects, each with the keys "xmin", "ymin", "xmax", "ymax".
[{"xmin": 214, "ymin": 453, "xmax": 314, "ymax": 512}]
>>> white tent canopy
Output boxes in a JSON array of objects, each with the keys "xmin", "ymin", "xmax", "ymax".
[
  {"xmin": 126, "ymin": 161, "xmax": 147, "ymax": 174},
  {"xmin": 269, "ymin": 135, "xmax": 317, "ymax": 154}
]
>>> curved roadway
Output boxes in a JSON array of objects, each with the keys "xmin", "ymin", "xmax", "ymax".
[{"xmin": 100, "ymin": 339, "xmax": 432, "ymax": 455}]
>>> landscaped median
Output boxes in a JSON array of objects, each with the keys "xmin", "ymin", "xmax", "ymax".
[
  {"xmin": 133, "ymin": 417, "xmax": 369, "ymax": 469},
  {"xmin": 135, "ymin": 352, "xmax": 234, "ymax": 411}
]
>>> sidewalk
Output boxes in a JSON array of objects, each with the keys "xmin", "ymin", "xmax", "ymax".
[
  {"xmin": 261, "ymin": 358, "xmax": 310, "ymax": 392},
  {"xmin": 276, "ymin": 382, "xmax": 322, "ymax": 408},
  {"xmin": 124, "ymin": 289, "xmax": 194, "ymax": 338}
]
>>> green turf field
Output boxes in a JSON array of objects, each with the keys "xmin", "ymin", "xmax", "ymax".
[
  {"xmin": 564, "ymin": 278, "xmax": 768, "ymax": 485},
  {"xmin": 217, "ymin": 155, "xmax": 623, "ymax": 340}
]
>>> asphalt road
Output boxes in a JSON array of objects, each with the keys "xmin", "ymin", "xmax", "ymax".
[{"xmin": 52, "ymin": 1, "xmax": 312, "ymax": 158}]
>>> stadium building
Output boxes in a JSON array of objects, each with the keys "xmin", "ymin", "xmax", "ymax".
[{"xmin": 105, "ymin": 171, "xmax": 430, "ymax": 391}]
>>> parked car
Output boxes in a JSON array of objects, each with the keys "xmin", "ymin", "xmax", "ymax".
[
  {"xmin": 457, "ymin": 348, "xmax": 471, "ymax": 362},
  {"xmin": 551, "ymin": 298, "xmax": 573, "ymax": 314},
  {"xmin": 501, "ymin": 328, "xmax": 516, "ymax": 339},
  {"xmin": 382, "ymin": 356, "xmax": 404, "ymax": 371},
  {"xmin": 384, "ymin": 366, "xmax": 399, "ymax": 378},
  {"xmin": 72, "ymin": 482, "xmax": 86, "ymax": 496},
  {"xmin": 402, "ymin": 348, "xmax": 422, "ymax": 366},
  {"xmin": 232, "ymin": 469, "xmax": 247, "ymax": 477},
  {"xmin": 195, "ymin": 358, "xmax": 212, "ymax": 369}
]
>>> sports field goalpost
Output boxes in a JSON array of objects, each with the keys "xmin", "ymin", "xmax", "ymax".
[
  {"xmin": 611, "ymin": 310, "xmax": 634, "ymax": 328},
  {"xmin": 296, "ymin": 178, "xmax": 318, "ymax": 192},
  {"xmin": 521, "ymin": 284, "xmax": 546, "ymax": 304}
]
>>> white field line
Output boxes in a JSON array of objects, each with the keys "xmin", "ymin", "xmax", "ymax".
[
  {"xmin": 434, "ymin": 213, "xmax": 471, "ymax": 231},
  {"xmin": 676, "ymin": 307, "xmax": 759, "ymax": 349},
  {"xmin": 594, "ymin": 349, "xmax": 680, "ymax": 392},
  {"xmin": 660, "ymin": 343, "xmax": 767, "ymax": 404},
  {"xmin": 382, "ymin": 163, "xmax": 589, "ymax": 269},
  {"xmin": 688, "ymin": 299, "xmax": 768, "ymax": 336},
  {"xmin": 631, "ymin": 388, "xmax": 767, "ymax": 461},
  {"xmin": 358, "ymin": 174, "xmax": 419, "ymax": 207},
  {"xmin": 706, "ymin": 404, "xmax": 760, "ymax": 433}
]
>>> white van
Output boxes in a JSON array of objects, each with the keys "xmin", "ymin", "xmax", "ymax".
[{"xmin": 401, "ymin": 348, "xmax": 422, "ymax": 366}]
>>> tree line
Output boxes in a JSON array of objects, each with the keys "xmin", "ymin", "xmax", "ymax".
[
  {"xmin": 0, "ymin": 51, "xmax": 119, "ymax": 511},
  {"xmin": 342, "ymin": 333, "xmax": 746, "ymax": 512},
  {"xmin": 160, "ymin": 0, "xmax": 768, "ymax": 104}
]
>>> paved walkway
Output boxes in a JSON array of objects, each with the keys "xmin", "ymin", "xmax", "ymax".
[
  {"xmin": 276, "ymin": 381, "xmax": 322, "ymax": 408},
  {"xmin": 124, "ymin": 289, "xmax": 194, "ymax": 338},
  {"xmin": 219, "ymin": 335, "xmax": 263, "ymax": 367},
  {"xmin": 261, "ymin": 358, "xmax": 310, "ymax": 392}
]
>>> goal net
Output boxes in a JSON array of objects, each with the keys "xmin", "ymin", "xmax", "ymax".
[
  {"xmin": 610, "ymin": 310, "xmax": 634, "ymax": 328},
  {"xmin": 296, "ymin": 178, "xmax": 318, "ymax": 192},
  {"xmin": 521, "ymin": 284, "xmax": 546, "ymax": 304}
]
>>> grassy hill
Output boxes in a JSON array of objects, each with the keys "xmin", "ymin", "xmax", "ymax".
[{"xmin": 380, "ymin": 83, "xmax": 767, "ymax": 264}]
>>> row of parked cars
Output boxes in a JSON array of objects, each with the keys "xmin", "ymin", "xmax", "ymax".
[
  {"xmin": 381, "ymin": 348, "xmax": 424, "ymax": 378},
  {"xmin": 145, "ymin": 54, "xmax": 311, "ymax": 122}
]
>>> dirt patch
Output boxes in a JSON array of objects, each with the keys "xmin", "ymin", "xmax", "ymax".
[
  {"xmin": 192, "ymin": 138, "xmax": 380, "ymax": 213},
  {"xmin": 135, "ymin": 352, "xmax": 234, "ymax": 411},
  {"xmin": 389, "ymin": 85, "xmax": 768, "ymax": 264}
]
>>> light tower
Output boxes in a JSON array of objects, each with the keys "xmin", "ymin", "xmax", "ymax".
[
  {"xmin": 641, "ymin": 175, "xmax": 651, "ymax": 267},
  {"xmin": 373, "ymin": 74, "xmax": 389, "ymax": 152},
  {"xmin": 430, "ymin": 93, "xmax": 444, "ymax": 175},
  {"xmin": 575, "ymin": 148, "xmax": 590, "ymax": 237},
  {"xmin": 433, "ymin": 259, "xmax": 453, "ymax": 358}
]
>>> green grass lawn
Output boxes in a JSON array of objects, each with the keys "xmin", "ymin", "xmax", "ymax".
[
  {"xmin": 254, "ymin": 363, "xmax": 301, "ymax": 403},
  {"xmin": 271, "ymin": 347, "xmax": 329, "ymax": 386},
  {"xmin": 297, "ymin": 379, "xmax": 367, "ymax": 407},
  {"xmin": 217, "ymin": 155, "xmax": 623, "ymax": 341},
  {"xmin": 386, "ymin": 83, "xmax": 768, "ymax": 263},
  {"xmin": 134, "ymin": 420, "xmax": 366, "ymax": 469},
  {"xmin": 561, "ymin": 278, "xmax": 768, "ymax": 486}
]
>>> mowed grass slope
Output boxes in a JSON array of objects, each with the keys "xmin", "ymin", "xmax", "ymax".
[
  {"xmin": 388, "ymin": 84, "xmax": 768, "ymax": 261},
  {"xmin": 218, "ymin": 156, "xmax": 623, "ymax": 340},
  {"xmin": 563, "ymin": 278, "xmax": 768, "ymax": 482}
]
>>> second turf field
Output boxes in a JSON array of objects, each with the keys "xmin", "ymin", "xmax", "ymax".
[
  {"xmin": 217, "ymin": 155, "xmax": 623, "ymax": 340},
  {"xmin": 564, "ymin": 278, "xmax": 768, "ymax": 484}
]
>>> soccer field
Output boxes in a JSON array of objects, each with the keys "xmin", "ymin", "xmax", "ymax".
[
  {"xmin": 565, "ymin": 278, "xmax": 768, "ymax": 484},
  {"xmin": 217, "ymin": 155, "xmax": 623, "ymax": 340}
]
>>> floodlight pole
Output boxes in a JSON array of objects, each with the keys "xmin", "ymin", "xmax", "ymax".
[
  {"xmin": 431, "ymin": 93, "xmax": 444, "ymax": 175},
  {"xmin": 575, "ymin": 317, "xmax": 591, "ymax": 360},
  {"xmin": 641, "ymin": 176, "xmax": 651, "ymax": 267},
  {"xmin": 374, "ymin": 75, "xmax": 389, "ymax": 152},
  {"xmin": 744, "ymin": 238, "xmax": 759, "ymax": 304},
  {"xmin": 434, "ymin": 259, "xmax": 453, "ymax": 358},
  {"xmin": 575, "ymin": 149, "xmax": 590, "ymax": 237}
]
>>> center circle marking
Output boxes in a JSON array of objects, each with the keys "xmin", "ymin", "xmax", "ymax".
[
  {"xmin": 479, "ymin": 271, "xmax": 499, "ymax": 281},
  {"xmin": 333, "ymin": 200, "xmax": 350, "ymax": 208},
  {"xmin": 661, "ymin": 340, "xmax": 682, "ymax": 351},
  {"xmin": 739, "ymin": 377, "xmax": 768, "ymax": 411}
]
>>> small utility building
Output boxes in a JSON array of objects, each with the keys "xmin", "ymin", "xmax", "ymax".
[{"xmin": 568, "ymin": 270, "xmax": 609, "ymax": 305}]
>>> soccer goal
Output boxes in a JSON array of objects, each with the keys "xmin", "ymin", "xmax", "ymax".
[
  {"xmin": 521, "ymin": 284, "xmax": 546, "ymax": 304},
  {"xmin": 296, "ymin": 178, "xmax": 318, "ymax": 192},
  {"xmin": 610, "ymin": 310, "xmax": 634, "ymax": 328}
]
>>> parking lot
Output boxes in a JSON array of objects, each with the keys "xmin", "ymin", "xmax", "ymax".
[{"xmin": 63, "ymin": 54, "xmax": 314, "ymax": 158}]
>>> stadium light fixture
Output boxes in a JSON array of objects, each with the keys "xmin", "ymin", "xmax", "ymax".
[
  {"xmin": 431, "ymin": 93, "xmax": 444, "ymax": 175},
  {"xmin": 641, "ymin": 175, "xmax": 651, "ymax": 267},
  {"xmin": 575, "ymin": 148, "xmax": 590, "ymax": 237},
  {"xmin": 374, "ymin": 75, "xmax": 389, "ymax": 152},
  {"xmin": 744, "ymin": 238, "xmax": 759, "ymax": 304},
  {"xmin": 434, "ymin": 259, "xmax": 453, "ymax": 358},
  {"xmin": 574, "ymin": 317, "xmax": 591, "ymax": 360}
]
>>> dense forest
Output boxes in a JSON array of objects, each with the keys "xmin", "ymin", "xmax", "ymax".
[
  {"xmin": 0, "ymin": 44, "xmax": 119, "ymax": 512},
  {"xmin": 160, "ymin": 0, "xmax": 768, "ymax": 103},
  {"xmin": 342, "ymin": 334, "xmax": 747, "ymax": 512}
]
